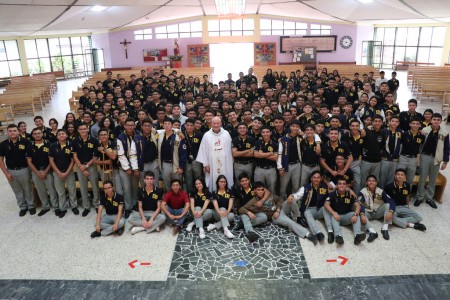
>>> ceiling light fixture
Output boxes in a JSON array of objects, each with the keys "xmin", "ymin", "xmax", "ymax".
[
  {"xmin": 90, "ymin": 5, "xmax": 107, "ymax": 12},
  {"xmin": 356, "ymin": 0, "xmax": 373, "ymax": 3},
  {"xmin": 214, "ymin": 0, "xmax": 246, "ymax": 16}
]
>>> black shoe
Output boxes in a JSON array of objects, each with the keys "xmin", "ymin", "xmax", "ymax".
[
  {"xmin": 233, "ymin": 221, "xmax": 244, "ymax": 231},
  {"xmin": 95, "ymin": 207, "xmax": 98, "ymax": 214},
  {"xmin": 117, "ymin": 227, "xmax": 125, "ymax": 236},
  {"xmin": 91, "ymin": 231, "xmax": 101, "ymax": 238},
  {"xmin": 316, "ymin": 232, "xmax": 325, "ymax": 242},
  {"xmin": 246, "ymin": 231, "xmax": 259, "ymax": 243},
  {"xmin": 38, "ymin": 209, "xmax": 50, "ymax": 217},
  {"xmin": 414, "ymin": 200, "xmax": 422, "ymax": 207},
  {"xmin": 19, "ymin": 209, "xmax": 27, "ymax": 217},
  {"xmin": 328, "ymin": 232, "xmax": 334, "ymax": 244},
  {"xmin": 381, "ymin": 229, "xmax": 390, "ymax": 240},
  {"xmin": 124, "ymin": 210, "xmax": 131, "ymax": 219},
  {"xmin": 335, "ymin": 235, "xmax": 344, "ymax": 245},
  {"xmin": 354, "ymin": 233, "xmax": 366, "ymax": 245},
  {"xmin": 59, "ymin": 210, "xmax": 67, "ymax": 218},
  {"xmin": 307, "ymin": 234, "xmax": 318, "ymax": 245},
  {"xmin": 367, "ymin": 232, "xmax": 378, "ymax": 242},
  {"xmin": 82, "ymin": 209, "xmax": 90, "ymax": 217},
  {"xmin": 55, "ymin": 209, "xmax": 61, "ymax": 217},
  {"xmin": 72, "ymin": 208, "xmax": 80, "ymax": 215},
  {"xmin": 425, "ymin": 199, "xmax": 437, "ymax": 209},
  {"xmin": 29, "ymin": 208, "xmax": 36, "ymax": 215},
  {"xmin": 414, "ymin": 223, "xmax": 427, "ymax": 231}
]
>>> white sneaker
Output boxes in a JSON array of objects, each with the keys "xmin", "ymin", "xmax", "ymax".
[
  {"xmin": 199, "ymin": 228, "xmax": 206, "ymax": 239},
  {"xmin": 186, "ymin": 221, "xmax": 195, "ymax": 232},
  {"xmin": 206, "ymin": 224, "xmax": 216, "ymax": 232},
  {"xmin": 131, "ymin": 226, "xmax": 145, "ymax": 235},
  {"xmin": 224, "ymin": 227, "xmax": 234, "ymax": 239},
  {"xmin": 156, "ymin": 226, "xmax": 160, "ymax": 232}
]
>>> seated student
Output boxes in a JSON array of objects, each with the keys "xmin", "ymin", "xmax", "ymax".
[
  {"xmin": 323, "ymin": 176, "xmax": 366, "ymax": 245},
  {"xmin": 161, "ymin": 179, "xmax": 190, "ymax": 235},
  {"xmin": 207, "ymin": 175, "xmax": 235, "ymax": 239},
  {"xmin": 185, "ymin": 177, "xmax": 213, "ymax": 239},
  {"xmin": 234, "ymin": 172, "xmax": 270, "ymax": 210},
  {"xmin": 91, "ymin": 180, "xmax": 125, "ymax": 238},
  {"xmin": 288, "ymin": 171, "xmax": 328, "ymax": 242},
  {"xmin": 358, "ymin": 175, "xmax": 396, "ymax": 241},
  {"xmin": 239, "ymin": 181, "xmax": 318, "ymax": 244},
  {"xmin": 129, "ymin": 171, "xmax": 166, "ymax": 235},
  {"xmin": 384, "ymin": 169, "xmax": 426, "ymax": 232}
]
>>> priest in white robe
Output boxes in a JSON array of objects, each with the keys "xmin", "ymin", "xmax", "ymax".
[{"xmin": 196, "ymin": 117, "xmax": 234, "ymax": 192}]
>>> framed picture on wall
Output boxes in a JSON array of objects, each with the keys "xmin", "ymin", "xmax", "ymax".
[
  {"xmin": 254, "ymin": 43, "xmax": 276, "ymax": 66},
  {"xmin": 187, "ymin": 44, "xmax": 210, "ymax": 67},
  {"xmin": 143, "ymin": 49, "xmax": 168, "ymax": 62}
]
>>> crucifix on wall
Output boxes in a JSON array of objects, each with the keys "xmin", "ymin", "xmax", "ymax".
[{"xmin": 120, "ymin": 39, "xmax": 132, "ymax": 59}]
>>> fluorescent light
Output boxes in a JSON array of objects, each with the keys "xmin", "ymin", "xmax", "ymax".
[
  {"xmin": 91, "ymin": 5, "xmax": 107, "ymax": 12},
  {"xmin": 215, "ymin": 0, "xmax": 246, "ymax": 16},
  {"xmin": 356, "ymin": 0, "xmax": 373, "ymax": 3}
]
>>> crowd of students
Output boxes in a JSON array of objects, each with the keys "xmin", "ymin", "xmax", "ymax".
[{"xmin": 0, "ymin": 67, "xmax": 448, "ymax": 245}]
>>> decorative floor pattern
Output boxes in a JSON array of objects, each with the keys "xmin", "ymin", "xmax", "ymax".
[{"xmin": 168, "ymin": 223, "xmax": 310, "ymax": 281}]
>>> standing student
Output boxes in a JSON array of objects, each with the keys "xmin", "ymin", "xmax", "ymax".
[
  {"xmin": 26, "ymin": 128, "xmax": 58, "ymax": 216},
  {"xmin": 300, "ymin": 124, "xmax": 321, "ymax": 187},
  {"xmin": 416, "ymin": 113, "xmax": 449, "ymax": 209},
  {"xmin": 253, "ymin": 126, "xmax": 278, "ymax": 193},
  {"xmin": 0, "ymin": 124, "xmax": 34, "ymax": 216},
  {"xmin": 72, "ymin": 122, "xmax": 100, "ymax": 217},
  {"xmin": 360, "ymin": 115, "xmax": 384, "ymax": 188},
  {"xmin": 129, "ymin": 171, "xmax": 166, "ymax": 235},
  {"xmin": 139, "ymin": 119, "xmax": 159, "ymax": 188},
  {"xmin": 49, "ymin": 129, "xmax": 78, "ymax": 218},
  {"xmin": 94, "ymin": 128, "xmax": 122, "ymax": 194},
  {"xmin": 183, "ymin": 118, "xmax": 204, "ymax": 194},
  {"xmin": 232, "ymin": 122, "xmax": 255, "ymax": 183},
  {"xmin": 379, "ymin": 116, "xmax": 402, "ymax": 189},
  {"xmin": 91, "ymin": 180, "xmax": 125, "ymax": 238}
]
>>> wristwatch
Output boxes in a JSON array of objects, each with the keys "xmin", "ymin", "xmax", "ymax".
[{"xmin": 353, "ymin": 213, "xmax": 358, "ymax": 216}]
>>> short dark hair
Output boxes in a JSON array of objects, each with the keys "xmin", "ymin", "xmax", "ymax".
[
  {"xmin": 253, "ymin": 181, "xmax": 266, "ymax": 189},
  {"xmin": 432, "ymin": 113, "xmax": 443, "ymax": 120},
  {"xmin": 144, "ymin": 171, "xmax": 155, "ymax": 178}
]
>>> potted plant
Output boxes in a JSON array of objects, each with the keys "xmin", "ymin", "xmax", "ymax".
[{"xmin": 169, "ymin": 55, "xmax": 183, "ymax": 68}]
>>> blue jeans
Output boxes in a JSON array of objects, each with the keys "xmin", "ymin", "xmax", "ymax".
[{"xmin": 166, "ymin": 206, "xmax": 186, "ymax": 226}]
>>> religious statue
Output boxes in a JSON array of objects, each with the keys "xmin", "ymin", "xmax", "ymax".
[{"xmin": 173, "ymin": 39, "xmax": 180, "ymax": 56}]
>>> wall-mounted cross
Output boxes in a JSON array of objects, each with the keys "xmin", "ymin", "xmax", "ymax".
[{"xmin": 120, "ymin": 39, "xmax": 132, "ymax": 59}]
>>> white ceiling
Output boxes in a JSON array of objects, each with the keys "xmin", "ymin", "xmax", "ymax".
[{"xmin": 0, "ymin": 0, "xmax": 449, "ymax": 36}]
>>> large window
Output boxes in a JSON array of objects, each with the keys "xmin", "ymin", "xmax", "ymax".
[
  {"xmin": 0, "ymin": 40, "xmax": 23, "ymax": 78},
  {"xmin": 260, "ymin": 19, "xmax": 307, "ymax": 36},
  {"xmin": 374, "ymin": 26, "xmax": 446, "ymax": 68},
  {"xmin": 155, "ymin": 21, "xmax": 202, "ymax": 39},
  {"xmin": 134, "ymin": 29, "xmax": 152, "ymax": 40},
  {"xmin": 25, "ymin": 36, "xmax": 92, "ymax": 75},
  {"xmin": 208, "ymin": 19, "xmax": 254, "ymax": 37},
  {"xmin": 310, "ymin": 24, "xmax": 331, "ymax": 35}
]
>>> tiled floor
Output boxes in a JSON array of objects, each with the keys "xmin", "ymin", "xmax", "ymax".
[{"xmin": 0, "ymin": 71, "xmax": 449, "ymax": 299}]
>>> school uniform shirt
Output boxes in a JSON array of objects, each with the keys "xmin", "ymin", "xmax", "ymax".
[
  {"xmin": 320, "ymin": 141, "xmax": 352, "ymax": 169},
  {"xmin": 326, "ymin": 191, "xmax": 356, "ymax": 215},
  {"xmin": 190, "ymin": 190, "xmax": 213, "ymax": 209},
  {"xmin": 384, "ymin": 182, "xmax": 410, "ymax": 206},
  {"xmin": 235, "ymin": 185, "xmax": 255, "ymax": 209},
  {"xmin": 300, "ymin": 139, "xmax": 320, "ymax": 167},
  {"xmin": 0, "ymin": 136, "xmax": 30, "ymax": 169},
  {"xmin": 232, "ymin": 136, "xmax": 255, "ymax": 163},
  {"xmin": 254, "ymin": 139, "xmax": 278, "ymax": 169},
  {"xmin": 138, "ymin": 186, "xmax": 163, "ymax": 211},
  {"xmin": 49, "ymin": 141, "xmax": 73, "ymax": 172},
  {"xmin": 400, "ymin": 130, "xmax": 424, "ymax": 157},
  {"xmin": 330, "ymin": 167, "xmax": 354, "ymax": 185},
  {"xmin": 341, "ymin": 132, "xmax": 363, "ymax": 160},
  {"xmin": 26, "ymin": 141, "xmax": 51, "ymax": 170},
  {"xmin": 100, "ymin": 192, "xmax": 124, "ymax": 215},
  {"xmin": 399, "ymin": 111, "xmax": 423, "ymax": 131},
  {"xmin": 72, "ymin": 135, "xmax": 99, "ymax": 164},
  {"xmin": 212, "ymin": 188, "xmax": 234, "ymax": 209},
  {"xmin": 361, "ymin": 129, "xmax": 383, "ymax": 163},
  {"xmin": 298, "ymin": 114, "xmax": 317, "ymax": 131},
  {"xmin": 163, "ymin": 190, "xmax": 189, "ymax": 209},
  {"xmin": 185, "ymin": 132, "xmax": 203, "ymax": 162},
  {"xmin": 95, "ymin": 140, "xmax": 118, "ymax": 169}
]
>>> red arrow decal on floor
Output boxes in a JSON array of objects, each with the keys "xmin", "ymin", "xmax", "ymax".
[
  {"xmin": 338, "ymin": 256, "xmax": 348, "ymax": 265},
  {"xmin": 128, "ymin": 260, "xmax": 138, "ymax": 269}
]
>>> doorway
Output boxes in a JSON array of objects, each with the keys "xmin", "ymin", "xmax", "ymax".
[{"xmin": 209, "ymin": 43, "xmax": 254, "ymax": 83}]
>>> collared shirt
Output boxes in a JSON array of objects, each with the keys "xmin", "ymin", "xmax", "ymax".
[
  {"xmin": 232, "ymin": 135, "xmax": 255, "ymax": 163},
  {"xmin": 320, "ymin": 140, "xmax": 352, "ymax": 169},
  {"xmin": 212, "ymin": 188, "xmax": 234, "ymax": 208},
  {"xmin": 160, "ymin": 133, "xmax": 173, "ymax": 162},
  {"xmin": 401, "ymin": 130, "xmax": 425, "ymax": 156},
  {"xmin": 331, "ymin": 167, "xmax": 354, "ymax": 185},
  {"xmin": 288, "ymin": 135, "xmax": 300, "ymax": 163},
  {"xmin": 49, "ymin": 141, "xmax": 73, "ymax": 172},
  {"xmin": 342, "ymin": 132, "xmax": 363, "ymax": 160},
  {"xmin": 141, "ymin": 134, "xmax": 157, "ymax": 163},
  {"xmin": 422, "ymin": 130, "xmax": 439, "ymax": 156},
  {"xmin": 138, "ymin": 186, "xmax": 163, "ymax": 211},
  {"xmin": 298, "ymin": 114, "xmax": 317, "ymax": 131},
  {"xmin": 185, "ymin": 132, "xmax": 203, "ymax": 161},
  {"xmin": 399, "ymin": 111, "xmax": 423, "ymax": 131},
  {"xmin": 300, "ymin": 139, "xmax": 320, "ymax": 166},
  {"xmin": 95, "ymin": 140, "xmax": 118, "ymax": 168},
  {"xmin": 163, "ymin": 190, "xmax": 189, "ymax": 209},
  {"xmin": 190, "ymin": 190, "xmax": 213, "ymax": 209},
  {"xmin": 100, "ymin": 192, "xmax": 124, "ymax": 215},
  {"xmin": 361, "ymin": 129, "xmax": 383, "ymax": 163},
  {"xmin": 26, "ymin": 141, "xmax": 51, "ymax": 169},
  {"xmin": 0, "ymin": 136, "xmax": 30, "ymax": 169},
  {"xmin": 384, "ymin": 181, "xmax": 410, "ymax": 206},
  {"xmin": 326, "ymin": 191, "xmax": 356, "ymax": 215},
  {"xmin": 254, "ymin": 139, "xmax": 278, "ymax": 168},
  {"xmin": 235, "ymin": 185, "xmax": 255, "ymax": 208},
  {"xmin": 72, "ymin": 135, "xmax": 99, "ymax": 164}
]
